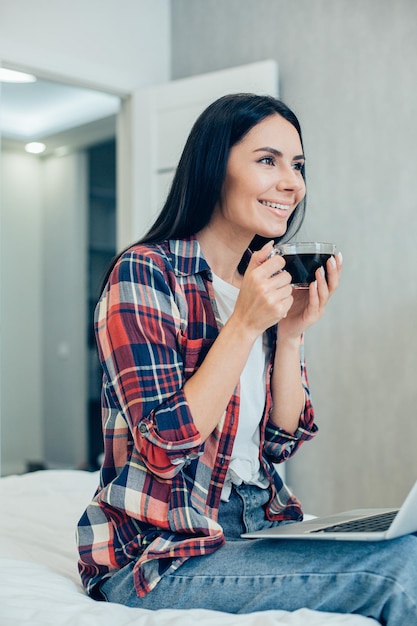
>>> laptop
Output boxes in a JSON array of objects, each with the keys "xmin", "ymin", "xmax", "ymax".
[{"xmin": 241, "ymin": 479, "xmax": 417, "ymax": 541}]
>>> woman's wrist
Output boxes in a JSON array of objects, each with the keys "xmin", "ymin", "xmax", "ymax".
[
  {"xmin": 225, "ymin": 312, "xmax": 261, "ymax": 346},
  {"xmin": 276, "ymin": 331, "xmax": 303, "ymax": 351}
]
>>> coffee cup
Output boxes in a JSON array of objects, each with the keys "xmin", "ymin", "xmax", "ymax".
[{"xmin": 269, "ymin": 242, "xmax": 337, "ymax": 288}]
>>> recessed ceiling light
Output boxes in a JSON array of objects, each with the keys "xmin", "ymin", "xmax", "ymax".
[
  {"xmin": 0, "ymin": 68, "xmax": 37, "ymax": 83},
  {"xmin": 25, "ymin": 142, "xmax": 46, "ymax": 154}
]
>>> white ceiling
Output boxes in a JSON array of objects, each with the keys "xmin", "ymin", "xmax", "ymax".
[{"xmin": 0, "ymin": 76, "xmax": 121, "ymax": 153}]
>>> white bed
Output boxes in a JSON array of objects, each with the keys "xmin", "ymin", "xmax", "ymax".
[{"xmin": 0, "ymin": 469, "xmax": 379, "ymax": 626}]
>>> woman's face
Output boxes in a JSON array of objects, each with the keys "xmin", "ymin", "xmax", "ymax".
[{"xmin": 214, "ymin": 114, "xmax": 306, "ymax": 243}]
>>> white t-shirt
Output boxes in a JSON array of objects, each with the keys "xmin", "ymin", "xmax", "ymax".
[{"xmin": 211, "ymin": 273, "xmax": 270, "ymax": 502}]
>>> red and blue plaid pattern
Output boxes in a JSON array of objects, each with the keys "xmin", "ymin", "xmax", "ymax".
[{"xmin": 77, "ymin": 237, "xmax": 317, "ymax": 598}]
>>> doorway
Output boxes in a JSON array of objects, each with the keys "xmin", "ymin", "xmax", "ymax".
[{"xmin": 0, "ymin": 70, "xmax": 120, "ymax": 475}]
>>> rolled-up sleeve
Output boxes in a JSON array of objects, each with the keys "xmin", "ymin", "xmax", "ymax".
[
  {"xmin": 96, "ymin": 250, "xmax": 204, "ymax": 478},
  {"xmin": 263, "ymin": 403, "xmax": 317, "ymax": 463}
]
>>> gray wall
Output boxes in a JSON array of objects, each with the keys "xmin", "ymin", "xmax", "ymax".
[
  {"xmin": 0, "ymin": 152, "xmax": 44, "ymax": 474},
  {"xmin": 171, "ymin": 0, "xmax": 417, "ymax": 515},
  {"xmin": 0, "ymin": 149, "xmax": 88, "ymax": 474},
  {"xmin": 42, "ymin": 153, "xmax": 88, "ymax": 469}
]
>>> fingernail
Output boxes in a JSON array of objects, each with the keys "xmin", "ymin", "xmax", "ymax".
[
  {"xmin": 320, "ymin": 266, "xmax": 325, "ymax": 277},
  {"xmin": 337, "ymin": 251, "xmax": 343, "ymax": 264},
  {"xmin": 330, "ymin": 256, "xmax": 337, "ymax": 268}
]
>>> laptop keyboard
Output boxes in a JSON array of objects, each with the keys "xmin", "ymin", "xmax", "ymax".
[{"xmin": 311, "ymin": 510, "xmax": 398, "ymax": 534}]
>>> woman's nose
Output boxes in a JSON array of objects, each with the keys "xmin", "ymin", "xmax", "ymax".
[{"xmin": 276, "ymin": 165, "xmax": 303, "ymax": 191}]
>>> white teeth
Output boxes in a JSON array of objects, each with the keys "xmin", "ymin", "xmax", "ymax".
[{"xmin": 261, "ymin": 201, "xmax": 289, "ymax": 210}]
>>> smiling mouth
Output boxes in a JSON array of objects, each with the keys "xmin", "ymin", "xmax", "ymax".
[{"xmin": 260, "ymin": 200, "xmax": 291, "ymax": 210}]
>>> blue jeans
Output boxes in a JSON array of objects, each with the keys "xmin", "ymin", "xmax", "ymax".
[{"xmin": 100, "ymin": 484, "xmax": 417, "ymax": 625}]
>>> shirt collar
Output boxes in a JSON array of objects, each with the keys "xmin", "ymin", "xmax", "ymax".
[
  {"xmin": 167, "ymin": 235, "xmax": 253, "ymax": 279},
  {"xmin": 168, "ymin": 236, "xmax": 211, "ymax": 277}
]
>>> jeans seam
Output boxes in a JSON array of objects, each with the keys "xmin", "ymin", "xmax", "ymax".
[{"xmin": 167, "ymin": 570, "xmax": 417, "ymax": 611}]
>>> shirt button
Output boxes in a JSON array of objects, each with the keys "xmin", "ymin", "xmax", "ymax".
[{"xmin": 139, "ymin": 423, "xmax": 148, "ymax": 435}]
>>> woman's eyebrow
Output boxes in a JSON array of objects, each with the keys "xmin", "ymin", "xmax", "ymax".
[{"xmin": 254, "ymin": 146, "xmax": 305, "ymax": 161}]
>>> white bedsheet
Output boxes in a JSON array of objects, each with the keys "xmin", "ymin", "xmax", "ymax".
[{"xmin": 0, "ymin": 469, "xmax": 378, "ymax": 626}]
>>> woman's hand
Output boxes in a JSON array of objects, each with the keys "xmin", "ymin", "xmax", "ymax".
[
  {"xmin": 278, "ymin": 252, "xmax": 343, "ymax": 341},
  {"xmin": 231, "ymin": 241, "xmax": 295, "ymax": 339}
]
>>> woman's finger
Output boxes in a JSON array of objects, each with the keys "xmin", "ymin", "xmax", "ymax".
[
  {"xmin": 246, "ymin": 242, "xmax": 286, "ymax": 278},
  {"xmin": 317, "ymin": 264, "xmax": 329, "ymax": 294},
  {"xmin": 326, "ymin": 252, "xmax": 343, "ymax": 293}
]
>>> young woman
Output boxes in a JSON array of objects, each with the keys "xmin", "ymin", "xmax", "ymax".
[{"xmin": 77, "ymin": 94, "xmax": 416, "ymax": 624}]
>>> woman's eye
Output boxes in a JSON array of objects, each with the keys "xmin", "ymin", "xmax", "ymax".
[
  {"xmin": 259, "ymin": 156, "xmax": 275, "ymax": 166},
  {"xmin": 292, "ymin": 161, "xmax": 304, "ymax": 171}
]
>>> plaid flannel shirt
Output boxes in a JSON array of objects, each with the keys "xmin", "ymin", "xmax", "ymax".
[{"xmin": 77, "ymin": 236, "xmax": 317, "ymax": 598}]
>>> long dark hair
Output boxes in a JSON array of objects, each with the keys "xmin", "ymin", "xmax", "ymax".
[{"xmin": 106, "ymin": 93, "xmax": 307, "ymax": 281}]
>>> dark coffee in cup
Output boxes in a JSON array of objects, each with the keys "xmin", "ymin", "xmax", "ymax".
[{"xmin": 270, "ymin": 242, "xmax": 336, "ymax": 288}]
